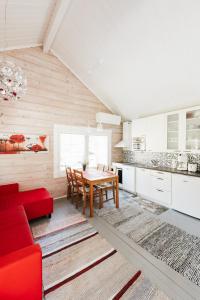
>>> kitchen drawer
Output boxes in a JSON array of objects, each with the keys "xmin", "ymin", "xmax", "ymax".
[
  {"xmin": 150, "ymin": 170, "xmax": 171, "ymax": 180},
  {"xmin": 151, "ymin": 176, "xmax": 171, "ymax": 192},
  {"xmin": 152, "ymin": 188, "xmax": 171, "ymax": 206},
  {"xmin": 151, "ymin": 170, "xmax": 171, "ymax": 191}
]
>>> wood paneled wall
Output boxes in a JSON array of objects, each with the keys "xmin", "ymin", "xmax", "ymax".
[{"xmin": 0, "ymin": 47, "xmax": 122, "ymax": 198}]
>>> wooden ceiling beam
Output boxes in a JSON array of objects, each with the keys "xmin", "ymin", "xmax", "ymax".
[{"xmin": 43, "ymin": 0, "xmax": 71, "ymax": 53}]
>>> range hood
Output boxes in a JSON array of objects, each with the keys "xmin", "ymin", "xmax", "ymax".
[
  {"xmin": 114, "ymin": 140, "xmax": 127, "ymax": 148},
  {"xmin": 114, "ymin": 121, "xmax": 132, "ymax": 148}
]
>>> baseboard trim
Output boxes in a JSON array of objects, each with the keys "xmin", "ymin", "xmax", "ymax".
[{"xmin": 54, "ymin": 195, "xmax": 67, "ymax": 200}]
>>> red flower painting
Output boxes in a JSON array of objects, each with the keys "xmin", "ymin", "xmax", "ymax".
[
  {"xmin": 31, "ymin": 144, "xmax": 43, "ymax": 153},
  {"xmin": 0, "ymin": 134, "xmax": 48, "ymax": 154},
  {"xmin": 9, "ymin": 134, "xmax": 25, "ymax": 144}
]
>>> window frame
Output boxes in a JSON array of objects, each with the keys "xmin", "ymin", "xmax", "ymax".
[{"xmin": 54, "ymin": 124, "xmax": 112, "ymax": 178}]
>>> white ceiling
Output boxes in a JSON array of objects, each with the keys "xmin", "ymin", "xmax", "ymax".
[
  {"xmin": 51, "ymin": 0, "xmax": 200, "ymax": 119},
  {"xmin": 1, "ymin": 0, "xmax": 200, "ymax": 119},
  {"xmin": 0, "ymin": 0, "xmax": 56, "ymax": 50}
]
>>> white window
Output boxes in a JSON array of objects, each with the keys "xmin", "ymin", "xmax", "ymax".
[{"xmin": 54, "ymin": 125, "xmax": 112, "ymax": 177}]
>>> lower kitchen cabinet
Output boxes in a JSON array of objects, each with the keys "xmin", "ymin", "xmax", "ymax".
[
  {"xmin": 123, "ymin": 166, "xmax": 136, "ymax": 193},
  {"xmin": 150, "ymin": 170, "xmax": 172, "ymax": 206},
  {"xmin": 136, "ymin": 168, "xmax": 151, "ymax": 197},
  {"xmin": 136, "ymin": 168, "xmax": 172, "ymax": 207},
  {"xmin": 172, "ymin": 174, "xmax": 200, "ymax": 219}
]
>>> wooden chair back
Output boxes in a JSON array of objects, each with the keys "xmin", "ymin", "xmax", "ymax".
[
  {"xmin": 103, "ymin": 165, "xmax": 109, "ymax": 172},
  {"xmin": 73, "ymin": 169, "xmax": 86, "ymax": 195},
  {"xmin": 66, "ymin": 167, "xmax": 74, "ymax": 186},
  {"xmin": 109, "ymin": 165, "xmax": 117, "ymax": 175},
  {"xmin": 97, "ymin": 164, "xmax": 104, "ymax": 171}
]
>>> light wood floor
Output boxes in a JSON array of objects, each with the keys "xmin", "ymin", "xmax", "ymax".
[{"xmin": 51, "ymin": 192, "xmax": 200, "ymax": 300}]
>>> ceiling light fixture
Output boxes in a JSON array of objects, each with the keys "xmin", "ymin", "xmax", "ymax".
[
  {"xmin": 97, "ymin": 122, "xmax": 103, "ymax": 132},
  {"xmin": 0, "ymin": 61, "xmax": 27, "ymax": 101}
]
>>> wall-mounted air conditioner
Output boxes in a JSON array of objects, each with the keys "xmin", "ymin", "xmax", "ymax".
[{"xmin": 96, "ymin": 112, "xmax": 121, "ymax": 125}]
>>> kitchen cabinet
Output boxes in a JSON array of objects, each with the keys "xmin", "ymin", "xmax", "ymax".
[
  {"xmin": 132, "ymin": 105, "xmax": 200, "ymax": 152},
  {"xmin": 122, "ymin": 165, "xmax": 135, "ymax": 193},
  {"xmin": 132, "ymin": 115, "xmax": 166, "ymax": 152},
  {"xmin": 167, "ymin": 113, "xmax": 180, "ymax": 151},
  {"xmin": 145, "ymin": 114, "xmax": 166, "ymax": 152},
  {"xmin": 186, "ymin": 109, "xmax": 200, "ymax": 151},
  {"xmin": 136, "ymin": 168, "xmax": 152, "ymax": 197},
  {"xmin": 172, "ymin": 174, "xmax": 200, "ymax": 219},
  {"xmin": 132, "ymin": 118, "xmax": 147, "ymax": 138},
  {"xmin": 150, "ymin": 170, "xmax": 172, "ymax": 206},
  {"xmin": 136, "ymin": 168, "xmax": 172, "ymax": 207}
]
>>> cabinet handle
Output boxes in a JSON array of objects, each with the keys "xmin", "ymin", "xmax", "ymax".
[
  {"xmin": 183, "ymin": 180, "xmax": 189, "ymax": 183},
  {"xmin": 157, "ymin": 189, "xmax": 164, "ymax": 192},
  {"xmin": 157, "ymin": 177, "xmax": 164, "ymax": 180},
  {"xmin": 157, "ymin": 172, "xmax": 164, "ymax": 175}
]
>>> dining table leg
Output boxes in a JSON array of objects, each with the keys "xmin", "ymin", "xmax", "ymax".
[
  {"xmin": 115, "ymin": 176, "xmax": 119, "ymax": 208},
  {"xmin": 89, "ymin": 182, "xmax": 94, "ymax": 217}
]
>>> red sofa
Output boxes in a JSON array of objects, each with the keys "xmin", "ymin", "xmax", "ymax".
[{"xmin": 0, "ymin": 183, "xmax": 54, "ymax": 300}]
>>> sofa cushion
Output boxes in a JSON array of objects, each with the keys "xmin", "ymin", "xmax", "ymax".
[
  {"xmin": 0, "ymin": 206, "xmax": 33, "ymax": 256},
  {"xmin": 0, "ymin": 183, "xmax": 19, "ymax": 195}
]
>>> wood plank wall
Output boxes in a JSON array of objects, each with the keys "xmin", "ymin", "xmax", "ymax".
[{"xmin": 0, "ymin": 47, "xmax": 122, "ymax": 198}]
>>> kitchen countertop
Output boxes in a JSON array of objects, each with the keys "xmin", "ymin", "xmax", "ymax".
[{"xmin": 114, "ymin": 162, "xmax": 200, "ymax": 178}]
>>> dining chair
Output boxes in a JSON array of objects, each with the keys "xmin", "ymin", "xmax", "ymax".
[
  {"xmin": 103, "ymin": 165, "xmax": 109, "ymax": 172},
  {"xmin": 97, "ymin": 163, "xmax": 104, "ymax": 171},
  {"xmin": 73, "ymin": 169, "xmax": 103, "ymax": 214},
  {"xmin": 65, "ymin": 167, "xmax": 77, "ymax": 202},
  {"xmin": 96, "ymin": 167, "xmax": 117, "ymax": 207}
]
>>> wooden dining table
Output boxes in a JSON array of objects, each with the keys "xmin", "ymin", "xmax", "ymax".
[{"xmin": 83, "ymin": 169, "xmax": 119, "ymax": 217}]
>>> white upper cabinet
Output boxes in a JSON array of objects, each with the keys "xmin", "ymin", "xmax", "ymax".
[
  {"xmin": 132, "ymin": 118, "xmax": 147, "ymax": 137},
  {"xmin": 166, "ymin": 113, "xmax": 180, "ymax": 151},
  {"xmin": 185, "ymin": 109, "xmax": 200, "ymax": 151},
  {"xmin": 132, "ymin": 114, "xmax": 166, "ymax": 152},
  {"xmin": 145, "ymin": 114, "xmax": 166, "ymax": 152},
  {"xmin": 132, "ymin": 106, "xmax": 200, "ymax": 152}
]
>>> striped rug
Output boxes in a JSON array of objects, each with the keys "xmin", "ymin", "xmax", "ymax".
[
  {"xmin": 32, "ymin": 213, "xmax": 86, "ymax": 239},
  {"xmin": 35, "ymin": 215, "xmax": 169, "ymax": 299}
]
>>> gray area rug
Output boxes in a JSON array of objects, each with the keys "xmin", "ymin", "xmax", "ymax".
[
  {"xmin": 97, "ymin": 203, "xmax": 200, "ymax": 287},
  {"xmin": 132, "ymin": 196, "xmax": 168, "ymax": 215}
]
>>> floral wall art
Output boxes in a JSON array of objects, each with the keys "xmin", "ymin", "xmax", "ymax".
[{"xmin": 0, "ymin": 134, "xmax": 48, "ymax": 154}]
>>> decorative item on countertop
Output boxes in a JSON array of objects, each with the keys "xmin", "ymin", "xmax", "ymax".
[
  {"xmin": 0, "ymin": 61, "xmax": 27, "ymax": 101},
  {"xmin": 171, "ymin": 159, "xmax": 177, "ymax": 169},
  {"xmin": 188, "ymin": 163, "xmax": 198, "ymax": 173},
  {"xmin": 177, "ymin": 153, "xmax": 188, "ymax": 171}
]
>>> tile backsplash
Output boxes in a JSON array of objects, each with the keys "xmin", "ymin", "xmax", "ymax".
[{"xmin": 123, "ymin": 150, "xmax": 200, "ymax": 170}]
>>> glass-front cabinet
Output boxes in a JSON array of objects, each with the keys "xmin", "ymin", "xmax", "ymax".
[
  {"xmin": 167, "ymin": 113, "xmax": 179, "ymax": 150},
  {"xmin": 166, "ymin": 107, "xmax": 200, "ymax": 152},
  {"xmin": 186, "ymin": 109, "xmax": 200, "ymax": 151}
]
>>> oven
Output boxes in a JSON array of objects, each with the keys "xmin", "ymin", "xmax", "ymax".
[{"xmin": 116, "ymin": 167, "xmax": 123, "ymax": 188}]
